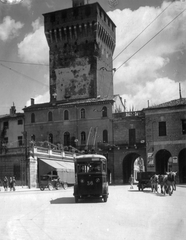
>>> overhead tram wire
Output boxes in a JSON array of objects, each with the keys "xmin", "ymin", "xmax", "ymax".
[
  {"xmin": 116, "ymin": 6, "xmax": 186, "ymax": 72},
  {"xmin": 113, "ymin": 0, "xmax": 175, "ymax": 62},
  {"xmin": 0, "ymin": 59, "xmax": 49, "ymax": 66},
  {"xmin": 0, "ymin": 62, "xmax": 49, "ymax": 87},
  {"xmin": 0, "ymin": 2, "xmax": 175, "ymax": 71},
  {"xmin": 105, "ymin": 1, "xmax": 177, "ymax": 99}
]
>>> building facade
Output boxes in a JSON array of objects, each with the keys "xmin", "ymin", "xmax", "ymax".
[
  {"xmin": 112, "ymin": 111, "xmax": 146, "ymax": 184},
  {"xmin": 0, "ymin": 105, "xmax": 26, "ymax": 186},
  {"xmin": 144, "ymin": 98, "xmax": 186, "ymax": 183}
]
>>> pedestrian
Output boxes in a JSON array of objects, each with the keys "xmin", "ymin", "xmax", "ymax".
[
  {"xmin": 3, "ymin": 176, "xmax": 8, "ymax": 191},
  {"xmin": 129, "ymin": 174, "xmax": 134, "ymax": 189},
  {"xmin": 9, "ymin": 177, "xmax": 13, "ymax": 191},
  {"xmin": 12, "ymin": 176, "xmax": 16, "ymax": 191}
]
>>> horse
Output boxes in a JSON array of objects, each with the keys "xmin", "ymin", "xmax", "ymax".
[
  {"xmin": 158, "ymin": 174, "xmax": 172, "ymax": 195},
  {"xmin": 150, "ymin": 174, "xmax": 159, "ymax": 193},
  {"xmin": 166, "ymin": 171, "xmax": 177, "ymax": 195},
  {"xmin": 158, "ymin": 172, "xmax": 177, "ymax": 196}
]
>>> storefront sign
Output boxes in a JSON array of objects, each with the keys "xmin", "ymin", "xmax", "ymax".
[{"xmin": 147, "ymin": 152, "xmax": 154, "ymax": 165}]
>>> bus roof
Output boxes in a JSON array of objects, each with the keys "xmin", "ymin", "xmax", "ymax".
[{"xmin": 75, "ymin": 154, "xmax": 107, "ymax": 161}]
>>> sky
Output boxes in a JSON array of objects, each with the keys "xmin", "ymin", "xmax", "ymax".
[{"xmin": 0, "ymin": 0, "xmax": 186, "ymax": 114}]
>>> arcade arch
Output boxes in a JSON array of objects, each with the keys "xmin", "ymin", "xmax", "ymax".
[
  {"xmin": 122, "ymin": 153, "xmax": 144, "ymax": 184},
  {"xmin": 179, "ymin": 148, "xmax": 186, "ymax": 183},
  {"xmin": 155, "ymin": 149, "xmax": 171, "ymax": 174}
]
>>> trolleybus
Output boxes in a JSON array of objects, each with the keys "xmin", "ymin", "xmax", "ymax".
[{"xmin": 73, "ymin": 154, "xmax": 109, "ymax": 203}]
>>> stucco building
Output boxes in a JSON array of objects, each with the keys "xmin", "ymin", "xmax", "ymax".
[
  {"xmin": 144, "ymin": 98, "xmax": 186, "ymax": 183},
  {"xmin": 0, "ymin": 105, "xmax": 26, "ymax": 186}
]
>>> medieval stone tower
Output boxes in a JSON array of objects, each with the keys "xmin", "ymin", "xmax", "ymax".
[{"xmin": 43, "ymin": 0, "xmax": 116, "ymax": 102}]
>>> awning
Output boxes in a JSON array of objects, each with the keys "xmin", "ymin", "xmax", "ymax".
[{"xmin": 39, "ymin": 158, "xmax": 74, "ymax": 172}]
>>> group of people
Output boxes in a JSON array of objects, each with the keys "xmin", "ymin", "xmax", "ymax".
[{"xmin": 1, "ymin": 176, "xmax": 16, "ymax": 191}]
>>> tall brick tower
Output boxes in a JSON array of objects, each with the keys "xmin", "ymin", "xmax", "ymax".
[{"xmin": 43, "ymin": 0, "xmax": 116, "ymax": 102}]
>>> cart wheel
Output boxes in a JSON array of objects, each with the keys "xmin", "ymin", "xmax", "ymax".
[
  {"xmin": 63, "ymin": 183, "xmax": 68, "ymax": 190},
  {"xmin": 138, "ymin": 187, "xmax": 140, "ymax": 191},
  {"xmin": 56, "ymin": 182, "xmax": 60, "ymax": 190},
  {"xmin": 75, "ymin": 196, "xmax": 79, "ymax": 203},
  {"xmin": 48, "ymin": 183, "xmax": 53, "ymax": 191},
  {"xmin": 103, "ymin": 196, "xmax": 108, "ymax": 202}
]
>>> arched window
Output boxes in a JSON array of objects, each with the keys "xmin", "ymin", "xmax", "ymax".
[
  {"xmin": 49, "ymin": 133, "xmax": 53, "ymax": 143},
  {"xmin": 31, "ymin": 113, "xmax": 35, "ymax": 123},
  {"xmin": 81, "ymin": 131, "xmax": 86, "ymax": 144},
  {"xmin": 80, "ymin": 108, "xmax": 85, "ymax": 119},
  {"xmin": 64, "ymin": 110, "xmax": 69, "ymax": 120},
  {"xmin": 64, "ymin": 132, "xmax": 70, "ymax": 146},
  {"xmin": 102, "ymin": 106, "xmax": 107, "ymax": 117},
  {"xmin": 103, "ymin": 130, "xmax": 108, "ymax": 143},
  {"xmin": 48, "ymin": 111, "xmax": 53, "ymax": 121}
]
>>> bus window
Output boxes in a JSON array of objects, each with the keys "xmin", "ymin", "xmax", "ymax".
[
  {"xmin": 103, "ymin": 163, "xmax": 106, "ymax": 172},
  {"xmin": 78, "ymin": 164, "xmax": 86, "ymax": 173},
  {"xmin": 89, "ymin": 163, "xmax": 101, "ymax": 172}
]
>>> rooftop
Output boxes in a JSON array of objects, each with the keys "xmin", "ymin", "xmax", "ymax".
[{"xmin": 144, "ymin": 98, "xmax": 186, "ymax": 110}]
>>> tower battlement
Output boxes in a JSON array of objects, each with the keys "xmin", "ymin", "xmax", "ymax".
[{"xmin": 43, "ymin": 2, "xmax": 116, "ymax": 102}]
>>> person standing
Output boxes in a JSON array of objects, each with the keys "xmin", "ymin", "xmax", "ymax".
[
  {"xmin": 3, "ymin": 176, "xmax": 8, "ymax": 191},
  {"xmin": 12, "ymin": 176, "xmax": 16, "ymax": 191},
  {"xmin": 9, "ymin": 177, "xmax": 13, "ymax": 191},
  {"xmin": 129, "ymin": 174, "xmax": 134, "ymax": 189}
]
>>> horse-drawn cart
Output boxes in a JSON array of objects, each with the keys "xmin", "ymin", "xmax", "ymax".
[
  {"xmin": 39, "ymin": 174, "xmax": 68, "ymax": 191},
  {"xmin": 137, "ymin": 172, "xmax": 155, "ymax": 191}
]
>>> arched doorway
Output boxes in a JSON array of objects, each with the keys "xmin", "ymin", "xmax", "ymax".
[
  {"xmin": 179, "ymin": 148, "xmax": 186, "ymax": 183},
  {"xmin": 155, "ymin": 149, "xmax": 171, "ymax": 174},
  {"xmin": 123, "ymin": 153, "xmax": 142, "ymax": 184}
]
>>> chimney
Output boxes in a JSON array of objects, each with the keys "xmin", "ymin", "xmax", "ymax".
[
  {"xmin": 72, "ymin": 0, "xmax": 87, "ymax": 7},
  {"xmin": 31, "ymin": 98, "xmax": 35, "ymax": 106},
  {"xmin": 10, "ymin": 103, "xmax": 16, "ymax": 116}
]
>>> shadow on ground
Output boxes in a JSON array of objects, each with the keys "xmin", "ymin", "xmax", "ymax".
[{"xmin": 50, "ymin": 197, "xmax": 105, "ymax": 204}]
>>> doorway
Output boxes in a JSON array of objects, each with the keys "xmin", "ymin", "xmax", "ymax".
[{"xmin": 155, "ymin": 149, "xmax": 171, "ymax": 174}]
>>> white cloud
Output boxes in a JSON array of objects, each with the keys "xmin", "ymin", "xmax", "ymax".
[
  {"xmin": 0, "ymin": 0, "xmax": 23, "ymax": 4},
  {"xmin": 107, "ymin": 1, "xmax": 186, "ymax": 110},
  {"xmin": 121, "ymin": 77, "xmax": 186, "ymax": 111},
  {"xmin": 26, "ymin": 90, "xmax": 50, "ymax": 107},
  {"xmin": 21, "ymin": 0, "xmax": 32, "ymax": 9},
  {"xmin": 18, "ymin": 18, "xmax": 49, "ymax": 63},
  {"xmin": 0, "ymin": 16, "xmax": 23, "ymax": 41}
]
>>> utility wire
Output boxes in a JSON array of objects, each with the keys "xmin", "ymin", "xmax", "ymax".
[
  {"xmin": 0, "ymin": 59, "xmax": 49, "ymax": 66},
  {"xmin": 116, "ymin": 6, "xmax": 186, "ymax": 71},
  {"xmin": 113, "ymin": 0, "xmax": 175, "ymax": 62},
  {"xmin": 0, "ymin": 2, "xmax": 174, "ymax": 71},
  {"xmin": 0, "ymin": 62, "xmax": 49, "ymax": 87}
]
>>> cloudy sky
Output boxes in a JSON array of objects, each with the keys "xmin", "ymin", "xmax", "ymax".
[{"xmin": 0, "ymin": 0, "xmax": 186, "ymax": 114}]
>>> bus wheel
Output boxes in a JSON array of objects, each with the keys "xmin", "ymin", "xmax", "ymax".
[
  {"xmin": 40, "ymin": 187, "xmax": 45, "ymax": 191},
  {"xmin": 75, "ymin": 196, "xmax": 79, "ymax": 203},
  {"xmin": 103, "ymin": 196, "xmax": 108, "ymax": 202}
]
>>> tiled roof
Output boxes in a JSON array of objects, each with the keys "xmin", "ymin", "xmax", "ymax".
[
  {"xmin": 144, "ymin": 98, "xmax": 186, "ymax": 110},
  {"xmin": 24, "ymin": 98, "xmax": 114, "ymax": 111},
  {"xmin": 0, "ymin": 112, "xmax": 24, "ymax": 120}
]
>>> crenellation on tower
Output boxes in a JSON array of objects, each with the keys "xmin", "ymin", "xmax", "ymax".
[{"xmin": 43, "ymin": 2, "xmax": 116, "ymax": 102}]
